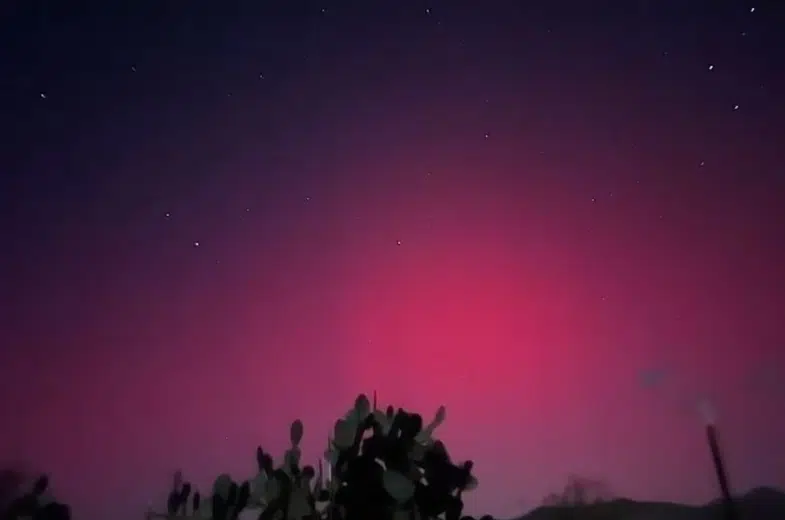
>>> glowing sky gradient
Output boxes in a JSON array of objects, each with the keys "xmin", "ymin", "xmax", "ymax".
[{"xmin": 1, "ymin": 2, "xmax": 784, "ymax": 519}]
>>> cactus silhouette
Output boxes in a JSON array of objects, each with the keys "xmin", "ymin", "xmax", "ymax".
[{"xmin": 145, "ymin": 395, "xmax": 492, "ymax": 520}]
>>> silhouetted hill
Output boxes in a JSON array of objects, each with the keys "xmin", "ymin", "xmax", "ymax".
[
  {"xmin": 515, "ymin": 487, "xmax": 785, "ymax": 520},
  {"xmin": 728, "ymin": 487, "xmax": 785, "ymax": 520}
]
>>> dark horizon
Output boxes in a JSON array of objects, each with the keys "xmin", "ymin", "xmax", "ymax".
[{"xmin": 2, "ymin": 1, "xmax": 785, "ymax": 520}]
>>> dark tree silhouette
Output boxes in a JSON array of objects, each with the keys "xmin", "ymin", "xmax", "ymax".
[
  {"xmin": 0, "ymin": 468, "xmax": 25, "ymax": 515},
  {"xmin": 0, "ymin": 469, "xmax": 71, "ymax": 520}
]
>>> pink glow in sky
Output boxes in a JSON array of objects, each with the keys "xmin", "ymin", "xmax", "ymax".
[{"xmin": 1, "ymin": 3, "xmax": 785, "ymax": 520}]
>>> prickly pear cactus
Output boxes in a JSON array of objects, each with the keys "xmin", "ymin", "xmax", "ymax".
[
  {"xmin": 146, "ymin": 394, "xmax": 493, "ymax": 520},
  {"xmin": 318, "ymin": 395, "xmax": 485, "ymax": 520}
]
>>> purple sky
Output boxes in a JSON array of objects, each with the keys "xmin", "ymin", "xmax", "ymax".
[{"xmin": 1, "ymin": 2, "xmax": 784, "ymax": 519}]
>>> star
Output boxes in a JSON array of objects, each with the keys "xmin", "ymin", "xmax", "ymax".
[
  {"xmin": 708, "ymin": 64, "xmax": 714, "ymax": 71},
  {"xmin": 483, "ymin": 132, "xmax": 489, "ymax": 139},
  {"xmin": 396, "ymin": 240, "xmax": 402, "ymax": 246},
  {"xmin": 193, "ymin": 241, "xmax": 200, "ymax": 247},
  {"xmin": 39, "ymin": 92, "xmax": 47, "ymax": 99},
  {"xmin": 164, "ymin": 212, "xmax": 171, "ymax": 218},
  {"xmin": 733, "ymin": 104, "xmax": 739, "ymax": 110}
]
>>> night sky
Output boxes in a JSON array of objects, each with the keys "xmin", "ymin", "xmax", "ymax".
[{"xmin": 1, "ymin": 1, "xmax": 785, "ymax": 519}]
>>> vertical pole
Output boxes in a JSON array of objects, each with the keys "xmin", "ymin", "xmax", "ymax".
[{"xmin": 706, "ymin": 424, "xmax": 738, "ymax": 520}]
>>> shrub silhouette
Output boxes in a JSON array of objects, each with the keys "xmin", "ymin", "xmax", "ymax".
[
  {"xmin": 1, "ymin": 471, "xmax": 71, "ymax": 520},
  {"xmin": 0, "ymin": 468, "xmax": 25, "ymax": 515},
  {"xmin": 540, "ymin": 476, "xmax": 612, "ymax": 520},
  {"xmin": 150, "ymin": 394, "xmax": 491, "ymax": 520},
  {"xmin": 541, "ymin": 475, "xmax": 610, "ymax": 507}
]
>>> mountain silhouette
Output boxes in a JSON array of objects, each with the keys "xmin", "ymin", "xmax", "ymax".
[{"xmin": 514, "ymin": 487, "xmax": 785, "ymax": 520}]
